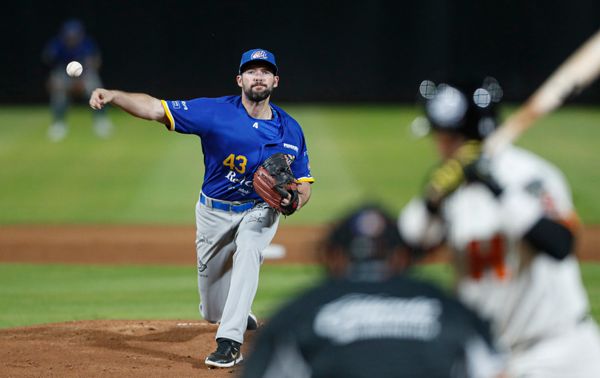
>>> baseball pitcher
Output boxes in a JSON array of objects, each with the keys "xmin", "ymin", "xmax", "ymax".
[{"xmin": 89, "ymin": 48, "xmax": 314, "ymax": 368}]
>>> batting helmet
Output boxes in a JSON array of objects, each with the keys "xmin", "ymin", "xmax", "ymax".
[{"xmin": 419, "ymin": 77, "xmax": 503, "ymax": 140}]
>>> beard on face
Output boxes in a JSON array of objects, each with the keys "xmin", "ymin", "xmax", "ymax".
[{"xmin": 244, "ymin": 84, "xmax": 272, "ymax": 102}]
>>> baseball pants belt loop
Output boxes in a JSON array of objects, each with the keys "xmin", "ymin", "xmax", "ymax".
[{"xmin": 200, "ymin": 192, "xmax": 255, "ymax": 213}]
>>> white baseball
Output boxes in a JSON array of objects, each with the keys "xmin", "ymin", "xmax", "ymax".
[{"xmin": 66, "ymin": 61, "xmax": 83, "ymax": 77}]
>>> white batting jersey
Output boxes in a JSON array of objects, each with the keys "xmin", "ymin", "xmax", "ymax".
[{"xmin": 399, "ymin": 145, "xmax": 590, "ymax": 350}]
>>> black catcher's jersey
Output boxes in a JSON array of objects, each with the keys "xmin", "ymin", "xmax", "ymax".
[{"xmin": 241, "ymin": 273, "xmax": 504, "ymax": 378}]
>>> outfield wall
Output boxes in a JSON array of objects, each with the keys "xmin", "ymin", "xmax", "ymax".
[{"xmin": 4, "ymin": 1, "xmax": 600, "ymax": 103}]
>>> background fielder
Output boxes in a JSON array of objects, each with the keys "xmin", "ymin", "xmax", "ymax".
[
  {"xmin": 89, "ymin": 48, "xmax": 314, "ymax": 368},
  {"xmin": 398, "ymin": 79, "xmax": 600, "ymax": 377},
  {"xmin": 43, "ymin": 19, "xmax": 113, "ymax": 141}
]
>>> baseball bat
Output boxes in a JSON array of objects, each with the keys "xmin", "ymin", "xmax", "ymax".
[{"xmin": 484, "ymin": 28, "xmax": 600, "ymax": 155}]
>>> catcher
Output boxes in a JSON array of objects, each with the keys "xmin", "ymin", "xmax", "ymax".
[{"xmin": 241, "ymin": 205, "xmax": 506, "ymax": 378}]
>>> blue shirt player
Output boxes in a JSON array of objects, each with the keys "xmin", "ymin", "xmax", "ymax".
[
  {"xmin": 43, "ymin": 19, "xmax": 113, "ymax": 141},
  {"xmin": 89, "ymin": 49, "xmax": 314, "ymax": 368}
]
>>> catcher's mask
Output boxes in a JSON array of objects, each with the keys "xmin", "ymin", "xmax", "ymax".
[
  {"xmin": 412, "ymin": 77, "xmax": 503, "ymax": 140},
  {"xmin": 322, "ymin": 205, "xmax": 407, "ymax": 277}
]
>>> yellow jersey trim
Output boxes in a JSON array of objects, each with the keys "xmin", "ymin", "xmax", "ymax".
[
  {"xmin": 161, "ymin": 100, "xmax": 175, "ymax": 131},
  {"xmin": 296, "ymin": 177, "xmax": 315, "ymax": 183}
]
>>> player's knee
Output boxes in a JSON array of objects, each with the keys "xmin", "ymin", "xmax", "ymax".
[
  {"xmin": 200, "ymin": 303, "xmax": 221, "ymax": 323},
  {"xmin": 234, "ymin": 245, "xmax": 262, "ymax": 262},
  {"xmin": 49, "ymin": 75, "xmax": 67, "ymax": 91}
]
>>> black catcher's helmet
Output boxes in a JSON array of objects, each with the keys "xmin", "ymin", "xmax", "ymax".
[
  {"xmin": 325, "ymin": 205, "xmax": 403, "ymax": 263},
  {"xmin": 418, "ymin": 77, "xmax": 503, "ymax": 140}
]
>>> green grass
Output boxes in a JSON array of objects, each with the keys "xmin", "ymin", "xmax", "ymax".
[
  {"xmin": 2, "ymin": 262, "xmax": 599, "ymax": 329},
  {"xmin": 582, "ymin": 263, "xmax": 600, "ymax": 319},
  {"xmin": 1, "ymin": 104, "xmax": 599, "ymax": 331},
  {"xmin": 0, "ymin": 263, "xmax": 323, "ymax": 329},
  {"xmin": 0, "ymin": 107, "xmax": 201, "ymax": 224},
  {"xmin": 1, "ymin": 105, "xmax": 599, "ymax": 224}
]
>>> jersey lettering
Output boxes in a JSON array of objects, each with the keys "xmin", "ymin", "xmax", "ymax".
[
  {"xmin": 466, "ymin": 234, "xmax": 507, "ymax": 280},
  {"xmin": 225, "ymin": 171, "xmax": 253, "ymax": 187},
  {"xmin": 223, "ymin": 153, "xmax": 248, "ymax": 174}
]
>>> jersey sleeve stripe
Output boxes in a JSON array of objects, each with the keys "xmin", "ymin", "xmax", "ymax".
[
  {"xmin": 160, "ymin": 100, "xmax": 175, "ymax": 131},
  {"xmin": 296, "ymin": 177, "xmax": 315, "ymax": 183}
]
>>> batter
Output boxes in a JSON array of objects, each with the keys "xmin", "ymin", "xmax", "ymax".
[{"xmin": 398, "ymin": 80, "xmax": 600, "ymax": 377}]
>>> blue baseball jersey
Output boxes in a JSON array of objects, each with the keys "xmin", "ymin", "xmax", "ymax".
[
  {"xmin": 43, "ymin": 36, "xmax": 99, "ymax": 67},
  {"xmin": 161, "ymin": 95, "xmax": 314, "ymax": 202}
]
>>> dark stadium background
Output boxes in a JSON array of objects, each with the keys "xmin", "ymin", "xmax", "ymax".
[{"xmin": 2, "ymin": 0, "xmax": 599, "ymax": 103}]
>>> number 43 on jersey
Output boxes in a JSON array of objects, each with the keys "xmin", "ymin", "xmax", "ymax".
[{"xmin": 223, "ymin": 154, "xmax": 248, "ymax": 174}]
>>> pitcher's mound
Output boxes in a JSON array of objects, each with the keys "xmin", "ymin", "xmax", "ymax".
[{"xmin": 0, "ymin": 319, "xmax": 254, "ymax": 377}]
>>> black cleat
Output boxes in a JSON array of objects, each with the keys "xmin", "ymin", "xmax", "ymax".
[
  {"xmin": 205, "ymin": 338, "xmax": 243, "ymax": 368},
  {"xmin": 247, "ymin": 313, "xmax": 259, "ymax": 331}
]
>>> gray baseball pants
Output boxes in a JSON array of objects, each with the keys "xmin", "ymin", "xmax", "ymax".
[{"xmin": 195, "ymin": 196, "xmax": 280, "ymax": 344}]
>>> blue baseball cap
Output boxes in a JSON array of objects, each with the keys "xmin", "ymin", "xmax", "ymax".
[
  {"xmin": 61, "ymin": 19, "xmax": 84, "ymax": 37},
  {"xmin": 239, "ymin": 49, "xmax": 278, "ymax": 75}
]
